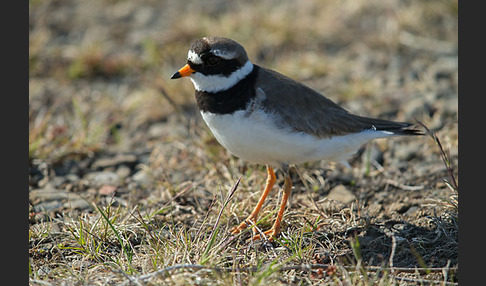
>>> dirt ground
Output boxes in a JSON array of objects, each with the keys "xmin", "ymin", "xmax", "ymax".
[{"xmin": 29, "ymin": 0, "xmax": 458, "ymax": 284}]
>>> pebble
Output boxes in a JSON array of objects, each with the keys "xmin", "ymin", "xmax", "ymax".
[
  {"xmin": 65, "ymin": 173, "xmax": 80, "ymax": 182},
  {"xmin": 116, "ymin": 165, "xmax": 132, "ymax": 179},
  {"xmin": 98, "ymin": 184, "xmax": 118, "ymax": 196},
  {"xmin": 367, "ymin": 203, "xmax": 383, "ymax": 216},
  {"xmin": 82, "ymin": 171, "xmax": 121, "ymax": 187},
  {"xmin": 404, "ymin": 205, "xmax": 420, "ymax": 217},
  {"xmin": 49, "ymin": 176, "xmax": 68, "ymax": 188},
  {"xmin": 64, "ymin": 199, "xmax": 92, "ymax": 211},
  {"xmin": 33, "ymin": 200, "xmax": 63, "ymax": 212},
  {"xmin": 388, "ymin": 202, "xmax": 409, "ymax": 214},
  {"xmin": 131, "ymin": 169, "xmax": 153, "ymax": 187},
  {"xmin": 91, "ymin": 153, "xmax": 137, "ymax": 170},
  {"xmin": 30, "ymin": 184, "xmax": 93, "ymax": 212},
  {"xmin": 30, "ymin": 184, "xmax": 68, "ymax": 203},
  {"xmin": 326, "ymin": 185, "xmax": 356, "ymax": 204}
]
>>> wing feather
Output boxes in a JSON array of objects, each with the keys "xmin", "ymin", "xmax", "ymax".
[{"xmin": 254, "ymin": 66, "xmax": 420, "ymax": 138}]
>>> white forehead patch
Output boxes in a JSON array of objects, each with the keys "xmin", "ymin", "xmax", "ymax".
[
  {"xmin": 210, "ymin": 49, "xmax": 236, "ymax": 60},
  {"xmin": 187, "ymin": 50, "xmax": 203, "ymax": 65}
]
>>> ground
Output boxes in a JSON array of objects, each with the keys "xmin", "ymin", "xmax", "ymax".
[{"xmin": 29, "ymin": 0, "xmax": 458, "ymax": 285}]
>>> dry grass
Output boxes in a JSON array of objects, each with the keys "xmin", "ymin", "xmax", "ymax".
[{"xmin": 30, "ymin": 0, "xmax": 457, "ymax": 285}]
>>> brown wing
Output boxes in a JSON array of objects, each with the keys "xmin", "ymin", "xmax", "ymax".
[{"xmin": 255, "ymin": 66, "xmax": 420, "ymax": 138}]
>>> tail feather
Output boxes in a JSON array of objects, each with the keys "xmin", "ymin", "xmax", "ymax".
[
  {"xmin": 357, "ymin": 116, "xmax": 424, "ymax": 136},
  {"xmin": 377, "ymin": 122, "xmax": 424, "ymax": 136}
]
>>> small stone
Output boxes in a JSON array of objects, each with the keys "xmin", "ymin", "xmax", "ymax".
[
  {"xmin": 132, "ymin": 169, "xmax": 153, "ymax": 187},
  {"xmin": 65, "ymin": 173, "xmax": 80, "ymax": 182},
  {"xmin": 98, "ymin": 184, "xmax": 118, "ymax": 196},
  {"xmin": 116, "ymin": 165, "xmax": 132, "ymax": 179},
  {"xmin": 91, "ymin": 154, "xmax": 137, "ymax": 170},
  {"xmin": 30, "ymin": 185, "xmax": 68, "ymax": 203},
  {"xmin": 64, "ymin": 199, "xmax": 92, "ymax": 211},
  {"xmin": 33, "ymin": 200, "xmax": 63, "ymax": 212},
  {"xmin": 368, "ymin": 203, "xmax": 383, "ymax": 215},
  {"xmin": 388, "ymin": 202, "xmax": 409, "ymax": 214},
  {"xmin": 326, "ymin": 185, "xmax": 356, "ymax": 204},
  {"xmin": 404, "ymin": 205, "xmax": 420, "ymax": 217},
  {"xmin": 83, "ymin": 171, "xmax": 121, "ymax": 187},
  {"xmin": 50, "ymin": 176, "xmax": 67, "ymax": 188}
]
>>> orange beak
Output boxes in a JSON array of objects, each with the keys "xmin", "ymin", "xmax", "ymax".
[{"xmin": 171, "ymin": 64, "xmax": 195, "ymax": 79}]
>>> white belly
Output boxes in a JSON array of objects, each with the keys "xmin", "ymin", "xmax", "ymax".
[{"xmin": 200, "ymin": 110, "xmax": 393, "ymax": 166}]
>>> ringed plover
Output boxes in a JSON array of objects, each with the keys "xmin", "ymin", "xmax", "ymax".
[{"xmin": 171, "ymin": 36, "xmax": 422, "ymax": 241}]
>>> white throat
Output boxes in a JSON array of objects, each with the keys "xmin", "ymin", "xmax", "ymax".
[{"xmin": 190, "ymin": 60, "xmax": 254, "ymax": 93}]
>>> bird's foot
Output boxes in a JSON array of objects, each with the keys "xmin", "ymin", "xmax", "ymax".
[
  {"xmin": 230, "ymin": 217, "xmax": 257, "ymax": 234},
  {"xmin": 251, "ymin": 226, "xmax": 280, "ymax": 242}
]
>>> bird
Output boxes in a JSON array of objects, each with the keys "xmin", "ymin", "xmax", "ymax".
[{"xmin": 171, "ymin": 36, "xmax": 422, "ymax": 242}]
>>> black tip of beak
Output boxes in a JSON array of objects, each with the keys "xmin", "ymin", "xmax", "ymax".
[{"xmin": 171, "ymin": 71, "xmax": 182, "ymax": 79}]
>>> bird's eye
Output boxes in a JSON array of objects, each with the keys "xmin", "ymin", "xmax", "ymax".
[{"xmin": 206, "ymin": 56, "xmax": 220, "ymax": 66}]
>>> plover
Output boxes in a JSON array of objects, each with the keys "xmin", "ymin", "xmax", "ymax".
[{"xmin": 171, "ymin": 36, "xmax": 422, "ymax": 241}]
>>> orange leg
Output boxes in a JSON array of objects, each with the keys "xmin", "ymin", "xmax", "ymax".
[
  {"xmin": 230, "ymin": 165, "xmax": 276, "ymax": 234},
  {"xmin": 252, "ymin": 174, "xmax": 292, "ymax": 242}
]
